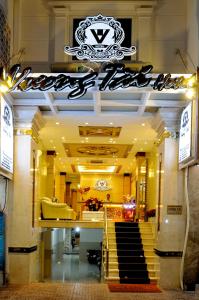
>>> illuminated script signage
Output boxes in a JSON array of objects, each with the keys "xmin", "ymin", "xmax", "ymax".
[
  {"xmin": 0, "ymin": 63, "xmax": 187, "ymax": 100},
  {"xmin": 64, "ymin": 15, "xmax": 136, "ymax": 61}
]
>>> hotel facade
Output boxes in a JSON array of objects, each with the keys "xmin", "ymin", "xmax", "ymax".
[{"xmin": 0, "ymin": 0, "xmax": 199, "ymax": 291}]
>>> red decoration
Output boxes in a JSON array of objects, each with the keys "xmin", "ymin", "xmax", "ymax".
[
  {"xmin": 78, "ymin": 186, "xmax": 90, "ymax": 194},
  {"xmin": 84, "ymin": 198, "xmax": 103, "ymax": 211}
]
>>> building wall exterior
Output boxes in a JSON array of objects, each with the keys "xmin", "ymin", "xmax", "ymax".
[{"xmin": 10, "ymin": 0, "xmax": 188, "ymax": 73}]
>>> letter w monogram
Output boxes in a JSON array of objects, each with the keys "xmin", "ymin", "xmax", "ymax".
[{"xmin": 90, "ymin": 29, "xmax": 110, "ymax": 43}]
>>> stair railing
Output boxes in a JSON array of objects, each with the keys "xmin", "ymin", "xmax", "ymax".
[{"xmin": 104, "ymin": 204, "xmax": 109, "ymax": 278}]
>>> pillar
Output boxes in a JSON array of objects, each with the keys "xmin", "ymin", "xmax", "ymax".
[
  {"xmin": 48, "ymin": 2, "xmax": 70, "ymax": 63},
  {"xmin": 8, "ymin": 107, "xmax": 45, "ymax": 283},
  {"xmin": 123, "ymin": 173, "xmax": 131, "ymax": 196},
  {"xmin": 46, "ymin": 150, "xmax": 56, "ymax": 199},
  {"xmin": 60, "ymin": 172, "xmax": 66, "ymax": 203},
  {"xmin": 65, "ymin": 181, "xmax": 71, "ymax": 205},
  {"xmin": 152, "ymin": 108, "xmax": 186, "ymax": 289},
  {"xmin": 136, "ymin": 7, "xmax": 154, "ymax": 63}
]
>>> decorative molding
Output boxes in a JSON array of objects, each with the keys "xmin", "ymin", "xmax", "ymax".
[
  {"xmin": 9, "ymin": 246, "xmax": 37, "ymax": 254},
  {"xmin": 152, "ymin": 107, "xmax": 182, "ymax": 146},
  {"xmin": 79, "ymin": 126, "xmax": 121, "ymax": 137},
  {"xmin": 154, "ymin": 130, "xmax": 171, "ymax": 147},
  {"xmin": 14, "ymin": 107, "xmax": 45, "ymax": 143},
  {"xmin": 135, "ymin": 7, "xmax": 155, "ymax": 16}
]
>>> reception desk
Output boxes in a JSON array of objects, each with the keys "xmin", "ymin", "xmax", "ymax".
[
  {"xmin": 82, "ymin": 211, "xmax": 104, "ymax": 221},
  {"xmin": 81, "ymin": 203, "xmax": 124, "ymax": 221}
]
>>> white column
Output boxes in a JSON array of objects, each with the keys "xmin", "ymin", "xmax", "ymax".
[
  {"xmin": 49, "ymin": 3, "xmax": 70, "ymax": 63},
  {"xmin": 7, "ymin": 107, "xmax": 45, "ymax": 283},
  {"xmin": 152, "ymin": 109, "xmax": 186, "ymax": 289},
  {"xmin": 136, "ymin": 7, "xmax": 154, "ymax": 63}
]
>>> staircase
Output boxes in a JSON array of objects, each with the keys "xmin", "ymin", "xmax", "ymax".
[{"xmin": 104, "ymin": 221, "xmax": 159, "ymax": 283}]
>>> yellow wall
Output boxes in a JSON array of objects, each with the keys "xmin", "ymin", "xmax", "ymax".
[
  {"xmin": 80, "ymin": 174, "xmax": 124, "ymax": 203},
  {"xmin": 54, "ymin": 166, "xmax": 61, "ymax": 201},
  {"xmin": 146, "ymin": 151, "xmax": 158, "ymax": 210}
]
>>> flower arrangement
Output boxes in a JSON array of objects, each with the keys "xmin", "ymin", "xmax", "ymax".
[
  {"xmin": 146, "ymin": 209, "xmax": 156, "ymax": 218},
  {"xmin": 84, "ymin": 198, "xmax": 103, "ymax": 211}
]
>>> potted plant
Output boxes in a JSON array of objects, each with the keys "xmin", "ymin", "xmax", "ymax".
[{"xmin": 84, "ymin": 198, "xmax": 103, "ymax": 211}]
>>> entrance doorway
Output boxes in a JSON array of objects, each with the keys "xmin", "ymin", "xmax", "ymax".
[{"xmin": 43, "ymin": 228, "xmax": 103, "ymax": 283}]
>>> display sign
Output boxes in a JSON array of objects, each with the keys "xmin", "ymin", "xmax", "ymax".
[
  {"xmin": 179, "ymin": 103, "xmax": 192, "ymax": 163},
  {"xmin": 64, "ymin": 15, "xmax": 136, "ymax": 62},
  {"xmin": 0, "ymin": 97, "xmax": 13, "ymax": 174},
  {"xmin": 1, "ymin": 64, "xmax": 187, "ymax": 100},
  {"xmin": 167, "ymin": 205, "xmax": 183, "ymax": 215}
]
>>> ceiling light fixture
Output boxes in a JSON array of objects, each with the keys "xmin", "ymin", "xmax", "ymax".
[
  {"xmin": 56, "ymin": 122, "xmax": 60, "ymax": 125},
  {"xmin": 141, "ymin": 123, "xmax": 145, "ymax": 127},
  {"xmin": 77, "ymin": 165, "xmax": 116, "ymax": 173},
  {"xmin": 186, "ymin": 89, "xmax": 195, "ymax": 99}
]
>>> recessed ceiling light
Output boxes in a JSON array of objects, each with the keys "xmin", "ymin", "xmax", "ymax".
[
  {"xmin": 56, "ymin": 122, "xmax": 60, "ymax": 125},
  {"xmin": 109, "ymin": 122, "xmax": 113, "ymax": 125},
  {"xmin": 61, "ymin": 136, "xmax": 65, "ymax": 140},
  {"xmin": 85, "ymin": 122, "xmax": 89, "ymax": 125},
  {"xmin": 134, "ymin": 138, "xmax": 137, "ymax": 141},
  {"xmin": 186, "ymin": 89, "xmax": 195, "ymax": 99},
  {"xmin": 78, "ymin": 165, "xmax": 116, "ymax": 173},
  {"xmin": 141, "ymin": 123, "xmax": 145, "ymax": 127}
]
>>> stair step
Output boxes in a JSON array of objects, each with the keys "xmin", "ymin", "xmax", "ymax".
[
  {"xmin": 120, "ymin": 278, "xmax": 150, "ymax": 284},
  {"xmin": 142, "ymin": 238, "xmax": 155, "ymax": 244},
  {"xmin": 143, "ymin": 245, "xmax": 154, "ymax": 251},
  {"xmin": 139, "ymin": 228, "xmax": 153, "ymax": 233},
  {"xmin": 145, "ymin": 256, "xmax": 159, "ymax": 264}
]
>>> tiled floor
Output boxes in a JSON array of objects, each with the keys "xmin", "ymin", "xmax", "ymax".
[{"xmin": 0, "ymin": 283, "xmax": 199, "ymax": 300}]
